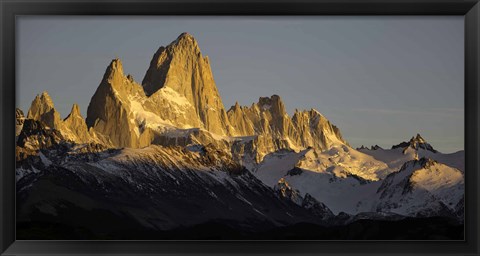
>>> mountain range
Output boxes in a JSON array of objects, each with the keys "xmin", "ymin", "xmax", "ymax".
[{"xmin": 15, "ymin": 33, "xmax": 464, "ymax": 240}]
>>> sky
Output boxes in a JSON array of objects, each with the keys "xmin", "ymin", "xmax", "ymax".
[{"xmin": 16, "ymin": 16, "xmax": 464, "ymax": 153}]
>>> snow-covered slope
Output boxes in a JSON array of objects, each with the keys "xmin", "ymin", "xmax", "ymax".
[
  {"xmin": 253, "ymin": 143, "xmax": 464, "ymax": 217},
  {"xmin": 374, "ymin": 158, "xmax": 464, "ymax": 217},
  {"xmin": 253, "ymin": 146, "xmax": 389, "ymax": 214}
]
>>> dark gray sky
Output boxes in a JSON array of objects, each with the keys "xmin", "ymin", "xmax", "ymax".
[{"xmin": 17, "ymin": 16, "xmax": 464, "ymax": 153}]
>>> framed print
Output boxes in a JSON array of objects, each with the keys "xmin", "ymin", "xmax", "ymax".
[{"xmin": 1, "ymin": 0, "xmax": 479, "ymax": 255}]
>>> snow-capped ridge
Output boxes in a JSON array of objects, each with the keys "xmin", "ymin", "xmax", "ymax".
[{"xmin": 375, "ymin": 156, "xmax": 463, "ymax": 217}]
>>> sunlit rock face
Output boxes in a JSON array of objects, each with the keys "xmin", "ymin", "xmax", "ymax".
[
  {"xmin": 86, "ymin": 59, "xmax": 146, "ymax": 148},
  {"xmin": 27, "ymin": 91, "xmax": 63, "ymax": 130},
  {"xmin": 142, "ymin": 32, "xmax": 232, "ymax": 136},
  {"xmin": 62, "ymin": 104, "xmax": 91, "ymax": 144},
  {"xmin": 227, "ymin": 95, "xmax": 347, "ymax": 162}
]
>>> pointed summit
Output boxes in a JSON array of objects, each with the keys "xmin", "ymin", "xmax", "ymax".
[
  {"xmin": 109, "ymin": 58, "xmax": 123, "ymax": 71},
  {"xmin": 86, "ymin": 58, "xmax": 146, "ymax": 147},
  {"xmin": 63, "ymin": 103, "xmax": 92, "ymax": 143},
  {"xmin": 177, "ymin": 32, "xmax": 195, "ymax": 40},
  {"xmin": 232, "ymin": 101, "xmax": 241, "ymax": 111},
  {"xmin": 64, "ymin": 103, "xmax": 82, "ymax": 120},
  {"xmin": 39, "ymin": 91, "xmax": 55, "ymax": 106},
  {"xmin": 142, "ymin": 32, "xmax": 201, "ymax": 96},
  {"xmin": 414, "ymin": 133, "xmax": 426, "ymax": 143},
  {"xmin": 27, "ymin": 91, "xmax": 62, "ymax": 129},
  {"xmin": 408, "ymin": 133, "xmax": 437, "ymax": 153},
  {"xmin": 173, "ymin": 32, "xmax": 200, "ymax": 51},
  {"xmin": 102, "ymin": 58, "xmax": 124, "ymax": 83},
  {"xmin": 141, "ymin": 33, "xmax": 231, "ymax": 136},
  {"xmin": 392, "ymin": 134, "xmax": 437, "ymax": 153}
]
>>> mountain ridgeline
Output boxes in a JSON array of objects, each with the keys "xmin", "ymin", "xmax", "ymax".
[
  {"xmin": 15, "ymin": 33, "xmax": 464, "ymax": 239},
  {"xmin": 29, "ymin": 32, "xmax": 347, "ymax": 162}
]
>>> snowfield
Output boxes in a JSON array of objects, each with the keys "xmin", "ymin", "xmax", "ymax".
[{"xmin": 252, "ymin": 142, "xmax": 464, "ymax": 216}]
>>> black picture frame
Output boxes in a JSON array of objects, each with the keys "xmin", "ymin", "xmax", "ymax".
[{"xmin": 1, "ymin": 0, "xmax": 479, "ymax": 255}]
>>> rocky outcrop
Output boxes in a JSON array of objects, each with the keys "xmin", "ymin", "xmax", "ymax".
[
  {"xmin": 274, "ymin": 177, "xmax": 303, "ymax": 205},
  {"xmin": 16, "ymin": 119, "xmax": 65, "ymax": 161},
  {"xmin": 275, "ymin": 178, "xmax": 334, "ymax": 220},
  {"xmin": 27, "ymin": 91, "xmax": 63, "ymax": 130},
  {"xmin": 302, "ymin": 193, "xmax": 335, "ymax": 220}
]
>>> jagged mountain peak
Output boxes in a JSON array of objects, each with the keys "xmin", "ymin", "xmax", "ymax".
[
  {"xmin": 141, "ymin": 33, "xmax": 231, "ymax": 136},
  {"xmin": 358, "ymin": 144, "xmax": 382, "ymax": 150},
  {"xmin": 142, "ymin": 32, "xmax": 203, "ymax": 96},
  {"xmin": 171, "ymin": 32, "xmax": 200, "ymax": 52},
  {"xmin": 411, "ymin": 133, "xmax": 426, "ymax": 144},
  {"xmin": 392, "ymin": 134, "xmax": 437, "ymax": 153},
  {"xmin": 110, "ymin": 58, "xmax": 123, "ymax": 70},
  {"xmin": 357, "ymin": 145, "xmax": 368, "ymax": 150},
  {"xmin": 103, "ymin": 58, "xmax": 125, "ymax": 81},
  {"xmin": 228, "ymin": 101, "xmax": 242, "ymax": 112},
  {"xmin": 40, "ymin": 90, "xmax": 54, "ymax": 102},
  {"xmin": 178, "ymin": 32, "xmax": 193, "ymax": 39},
  {"xmin": 64, "ymin": 103, "xmax": 82, "ymax": 120},
  {"xmin": 175, "ymin": 32, "xmax": 197, "ymax": 43},
  {"xmin": 33, "ymin": 91, "xmax": 55, "ymax": 108},
  {"xmin": 27, "ymin": 90, "xmax": 63, "ymax": 129},
  {"xmin": 62, "ymin": 103, "xmax": 94, "ymax": 143}
]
